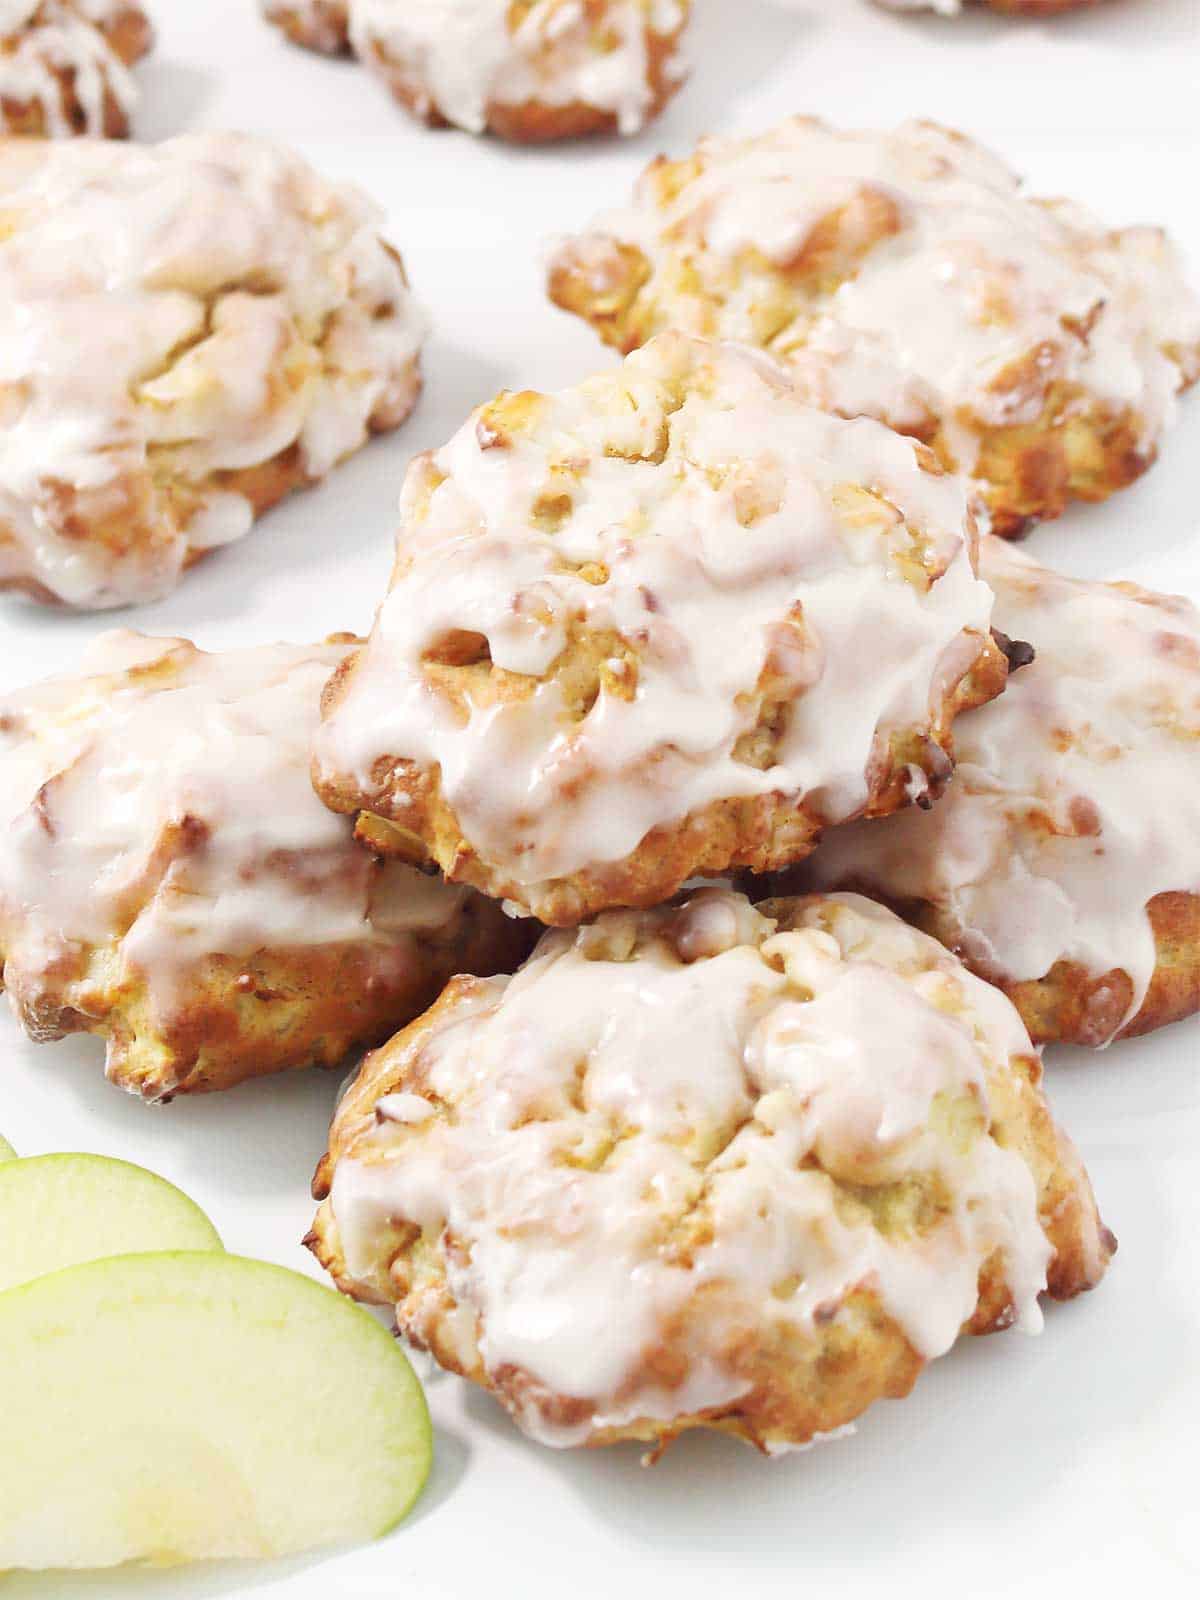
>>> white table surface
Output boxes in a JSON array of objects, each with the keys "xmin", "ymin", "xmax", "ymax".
[{"xmin": 2, "ymin": 0, "xmax": 1199, "ymax": 1595}]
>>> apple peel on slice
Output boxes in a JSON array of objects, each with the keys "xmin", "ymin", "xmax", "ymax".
[
  {"xmin": 0, "ymin": 1153, "xmax": 222, "ymax": 1293},
  {"xmin": 0, "ymin": 1251, "xmax": 433, "ymax": 1570}
]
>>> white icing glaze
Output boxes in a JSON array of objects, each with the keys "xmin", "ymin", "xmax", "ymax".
[
  {"xmin": 804, "ymin": 537, "xmax": 1200, "ymax": 1039},
  {"xmin": 315, "ymin": 333, "xmax": 995, "ymax": 897},
  {"xmin": 0, "ymin": 0, "xmax": 131, "ymax": 32},
  {"xmin": 0, "ymin": 632, "xmax": 470, "ymax": 1032},
  {"xmin": 73, "ymin": 0, "xmax": 133, "ymax": 21},
  {"xmin": 0, "ymin": 132, "xmax": 426, "ymax": 609},
  {"xmin": 0, "ymin": 2, "xmax": 50, "ymax": 31},
  {"xmin": 557, "ymin": 118, "xmax": 1200, "ymax": 475},
  {"xmin": 0, "ymin": 1, "xmax": 136, "ymax": 136},
  {"xmin": 331, "ymin": 889, "xmax": 1053, "ymax": 1447},
  {"xmin": 349, "ymin": 0, "xmax": 686, "ymax": 136}
]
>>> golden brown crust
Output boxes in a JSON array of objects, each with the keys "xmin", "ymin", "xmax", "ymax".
[
  {"xmin": 311, "ymin": 973, "xmax": 490, "ymax": 1205},
  {"xmin": 967, "ymin": 387, "xmax": 1159, "ymax": 540},
  {"xmin": 798, "ymin": 886, "xmax": 1200, "ymax": 1050},
  {"xmin": 0, "ymin": 338, "xmax": 421, "ymax": 609},
  {"xmin": 85, "ymin": 905, "xmax": 529, "ymax": 1102},
  {"xmin": 98, "ymin": 4, "xmax": 154, "ymax": 66},
  {"xmin": 263, "ymin": 0, "xmax": 351, "ymax": 56},
  {"xmin": 362, "ymin": 18, "xmax": 687, "ymax": 143},
  {"xmin": 6, "ymin": 867, "xmax": 533, "ymax": 1104},
  {"xmin": 318, "ymin": 630, "xmax": 1008, "ymax": 928},
  {"xmin": 0, "ymin": 58, "xmax": 130, "ymax": 139},
  {"xmin": 945, "ymin": 890, "xmax": 1200, "ymax": 1047}
]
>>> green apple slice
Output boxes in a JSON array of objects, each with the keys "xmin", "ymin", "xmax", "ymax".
[
  {"xmin": 0, "ymin": 1153, "xmax": 222, "ymax": 1293},
  {"xmin": 0, "ymin": 1251, "xmax": 432, "ymax": 1569},
  {"xmin": 0, "ymin": 1134, "xmax": 14, "ymax": 1161}
]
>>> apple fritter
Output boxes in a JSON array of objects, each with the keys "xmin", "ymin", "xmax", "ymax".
[
  {"xmin": 795, "ymin": 537, "xmax": 1200, "ymax": 1046},
  {"xmin": 0, "ymin": 132, "xmax": 425, "ymax": 609},
  {"xmin": 347, "ymin": 0, "xmax": 690, "ymax": 141},
  {"xmin": 547, "ymin": 118, "xmax": 1200, "ymax": 536},
  {"xmin": 311, "ymin": 888, "xmax": 1113, "ymax": 1455},
  {"xmin": 313, "ymin": 332, "xmax": 1008, "ymax": 925},
  {"xmin": 0, "ymin": 632, "xmax": 529, "ymax": 1101}
]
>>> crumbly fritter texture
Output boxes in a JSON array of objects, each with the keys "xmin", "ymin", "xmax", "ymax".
[
  {"xmin": 19, "ymin": 925, "xmax": 531, "ymax": 1104},
  {"xmin": 0, "ymin": 132, "xmax": 424, "ymax": 609},
  {"xmin": 547, "ymin": 117, "xmax": 1200, "ymax": 537},
  {"xmin": 0, "ymin": 632, "xmax": 531, "ymax": 1102},
  {"xmin": 0, "ymin": 0, "xmax": 152, "ymax": 138},
  {"xmin": 310, "ymin": 890, "xmax": 1113, "ymax": 1456},
  {"xmin": 793, "ymin": 538, "xmax": 1200, "ymax": 1046},
  {"xmin": 313, "ymin": 332, "xmax": 1007, "ymax": 926}
]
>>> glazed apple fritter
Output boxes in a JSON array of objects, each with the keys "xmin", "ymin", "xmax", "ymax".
[
  {"xmin": 793, "ymin": 537, "xmax": 1200, "ymax": 1047},
  {"xmin": 0, "ymin": 131, "xmax": 426, "ymax": 609},
  {"xmin": 0, "ymin": 632, "xmax": 529, "ymax": 1102},
  {"xmin": 548, "ymin": 118, "xmax": 1200, "ymax": 536},
  {"xmin": 313, "ymin": 332, "xmax": 1010, "ymax": 925},
  {"xmin": 311, "ymin": 888, "xmax": 1113, "ymax": 1456}
]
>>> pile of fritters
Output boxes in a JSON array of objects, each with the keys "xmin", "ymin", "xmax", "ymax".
[
  {"xmin": 302, "ymin": 119, "xmax": 1199, "ymax": 1455},
  {"xmin": 5, "ymin": 109, "xmax": 1198, "ymax": 1464}
]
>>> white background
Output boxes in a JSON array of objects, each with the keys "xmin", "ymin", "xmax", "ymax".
[{"xmin": 1, "ymin": 0, "xmax": 1199, "ymax": 1595}]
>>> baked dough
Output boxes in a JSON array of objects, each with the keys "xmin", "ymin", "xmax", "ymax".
[
  {"xmin": 796, "ymin": 538, "xmax": 1200, "ymax": 1046},
  {"xmin": 0, "ymin": 632, "xmax": 528, "ymax": 1102},
  {"xmin": 262, "ymin": 0, "xmax": 690, "ymax": 141},
  {"xmin": 310, "ymin": 888, "xmax": 1113, "ymax": 1455},
  {"xmin": 0, "ymin": 0, "xmax": 152, "ymax": 137},
  {"xmin": 350, "ymin": 0, "xmax": 690, "ymax": 141},
  {"xmin": 262, "ymin": 0, "xmax": 351, "ymax": 54},
  {"xmin": 0, "ymin": 131, "xmax": 425, "ymax": 609},
  {"xmin": 548, "ymin": 118, "xmax": 1200, "ymax": 536},
  {"xmin": 313, "ymin": 332, "xmax": 1009, "ymax": 926}
]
